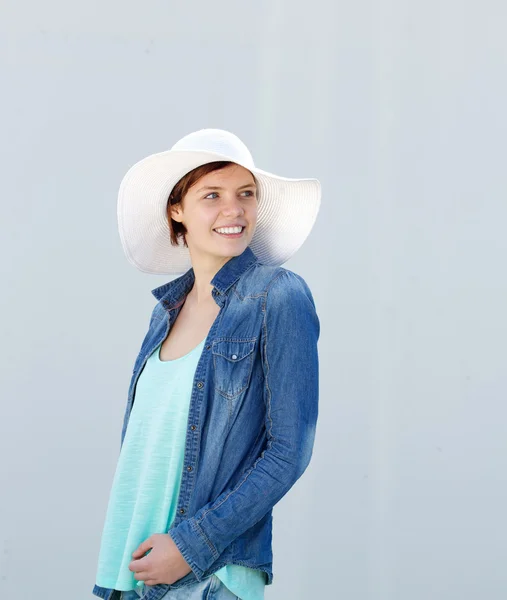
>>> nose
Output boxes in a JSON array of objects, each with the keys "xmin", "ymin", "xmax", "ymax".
[{"xmin": 221, "ymin": 194, "xmax": 245, "ymax": 217}]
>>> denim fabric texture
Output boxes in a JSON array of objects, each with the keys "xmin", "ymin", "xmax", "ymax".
[
  {"xmin": 93, "ymin": 246, "xmax": 320, "ymax": 600},
  {"xmin": 120, "ymin": 574, "xmax": 240, "ymax": 599}
]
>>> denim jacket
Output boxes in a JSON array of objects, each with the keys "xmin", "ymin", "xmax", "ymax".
[{"xmin": 92, "ymin": 246, "xmax": 320, "ymax": 599}]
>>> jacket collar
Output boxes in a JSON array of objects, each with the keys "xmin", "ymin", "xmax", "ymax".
[{"xmin": 151, "ymin": 246, "xmax": 258, "ymax": 308}]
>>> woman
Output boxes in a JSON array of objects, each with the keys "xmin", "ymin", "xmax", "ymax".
[{"xmin": 92, "ymin": 129, "xmax": 321, "ymax": 600}]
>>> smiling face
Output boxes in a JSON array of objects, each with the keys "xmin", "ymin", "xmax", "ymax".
[{"xmin": 169, "ymin": 163, "xmax": 258, "ymax": 270}]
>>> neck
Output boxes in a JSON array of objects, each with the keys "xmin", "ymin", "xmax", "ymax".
[{"xmin": 187, "ymin": 250, "xmax": 232, "ymax": 305}]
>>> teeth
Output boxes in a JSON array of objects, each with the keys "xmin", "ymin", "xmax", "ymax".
[{"xmin": 215, "ymin": 226, "xmax": 243, "ymax": 234}]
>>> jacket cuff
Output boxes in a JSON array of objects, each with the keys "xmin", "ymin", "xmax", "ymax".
[{"xmin": 168, "ymin": 517, "xmax": 218, "ymax": 581}]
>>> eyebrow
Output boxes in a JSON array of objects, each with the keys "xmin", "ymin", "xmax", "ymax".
[{"xmin": 195, "ymin": 183, "xmax": 257, "ymax": 193}]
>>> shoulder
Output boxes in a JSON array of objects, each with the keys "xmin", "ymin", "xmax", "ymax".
[{"xmin": 237, "ymin": 262, "xmax": 316, "ymax": 309}]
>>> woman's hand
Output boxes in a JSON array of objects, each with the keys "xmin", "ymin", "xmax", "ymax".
[{"xmin": 129, "ymin": 533, "xmax": 193, "ymax": 585}]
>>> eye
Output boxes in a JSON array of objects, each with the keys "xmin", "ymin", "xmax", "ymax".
[
  {"xmin": 205, "ymin": 192, "xmax": 219, "ymax": 199},
  {"xmin": 241, "ymin": 190, "xmax": 256, "ymax": 197}
]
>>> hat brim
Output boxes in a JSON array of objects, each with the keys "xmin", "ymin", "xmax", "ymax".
[{"xmin": 117, "ymin": 149, "xmax": 321, "ymax": 275}]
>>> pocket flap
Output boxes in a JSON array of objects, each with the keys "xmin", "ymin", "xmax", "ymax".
[{"xmin": 212, "ymin": 338, "xmax": 256, "ymax": 362}]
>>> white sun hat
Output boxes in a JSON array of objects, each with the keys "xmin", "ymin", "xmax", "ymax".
[{"xmin": 117, "ymin": 128, "xmax": 321, "ymax": 275}]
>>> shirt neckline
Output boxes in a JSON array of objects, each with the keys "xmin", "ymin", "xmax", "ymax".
[{"xmin": 156, "ymin": 338, "xmax": 206, "ymax": 364}]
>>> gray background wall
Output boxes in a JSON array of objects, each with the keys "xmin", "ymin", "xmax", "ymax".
[{"xmin": 1, "ymin": 1, "xmax": 506, "ymax": 598}]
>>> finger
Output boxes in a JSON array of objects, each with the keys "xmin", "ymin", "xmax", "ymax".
[
  {"xmin": 129, "ymin": 556, "xmax": 151, "ymax": 573},
  {"xmin": 132, "ymin": 538, "xmax": 153, "ymax": 558},
  {"xmin": 132, "ymin": 569, "xmax": 151, "ymax": 582}
]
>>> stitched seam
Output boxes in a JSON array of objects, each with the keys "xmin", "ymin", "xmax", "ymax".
[
  {"xmin": 233, "ymin": 288, "xmax": 268, "ymax": 300},
  {"xmin": 214, "ymin": 386, "xmax": 249, "ymax": 400},
  {"xmin": 262, "ymin": 289, "xmax": 275, "ymax": 448},
  {"xmin": 190, "ymin": 517, "xmax": 219, "ymax": 559},
  {"xmin": 212, "ymin": 348, "xmax": 255, "ymax": 398},
  {"xmin": 265, "ymin": 268, "xmax": 288, "ymax": 294},
  {"xmin": 192, "ymin": 271, "xmax": 293, "ymax": 545},
  {"xmin": 212, "ymin": 336, "xmax": 258, "ymax": 344},
  {"xmin": 195, "ymin": 456, "xmax": 260, "ymax": 526},
  {"xmin": 233, "ymin": 266, "xmax": 295, "ymax": 301},
  {"xmin": 212, "ymin": 348, "xmax": 255, "ymax": 360},
  {"xmin": 233, "ymin": 267, "xmax": 288, "ymax": 301},
  {"xmin": 196, "ymin": 295, "xmax": 274, "ymax": 526},
  {"xmin": 168, "ymin": 528, "xmax": 203, "ymax": 579}
]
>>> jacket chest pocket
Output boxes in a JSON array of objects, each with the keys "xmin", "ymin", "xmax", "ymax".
[{"xmin": 212, "ymin": 338, "xmax": 257, "ymax": 399}]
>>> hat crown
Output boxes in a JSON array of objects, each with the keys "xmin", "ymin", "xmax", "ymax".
[{"xmin": 171, "ymin": 128, "xmax": 255, "ymax": 168}]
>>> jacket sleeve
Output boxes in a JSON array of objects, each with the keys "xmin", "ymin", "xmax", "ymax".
[{"xmin": 167, "ymin": 270, "xmax": 320, "ymax": 580}]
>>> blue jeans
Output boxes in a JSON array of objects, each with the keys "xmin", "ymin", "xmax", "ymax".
[{"xmin": 119, "ymin": 575, "xmax": 240, "ymax": 599}]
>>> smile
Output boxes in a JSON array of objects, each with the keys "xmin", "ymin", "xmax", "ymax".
[{"xmin": 213, "ymin": 226, "xmax": 245, "ymax": 237}]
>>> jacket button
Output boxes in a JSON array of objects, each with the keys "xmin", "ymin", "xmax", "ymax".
[
  {"xmin": 231, "ymin": 354, "xmax": 238, "ymax": 360},
  {"xmin": 190, "ymin": 425, "xmax": 197, "ymax": 430},
  {"xmin": 179, "ymin": 508, "xmax": 185, "ymax": 514},
  {"xmin": 187, "ymin": 466, "xmax": 193, "ymax": 471},
  {"xmin": 206, "ymin": 345, "xmax": 211, "ymax": 350},
  {"xmin": 197, "ymin": 381, "xmax": 204, "ymax": 389}
]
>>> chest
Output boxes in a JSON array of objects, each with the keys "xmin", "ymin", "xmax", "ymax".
[{"xmin": 159, "ymin": 299, "xmax": 220, "ymax": 361}]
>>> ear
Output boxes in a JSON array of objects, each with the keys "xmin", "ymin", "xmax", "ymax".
[{"xmin": 169, "ymin": 202, "xmax": 184, "ymax": 223}]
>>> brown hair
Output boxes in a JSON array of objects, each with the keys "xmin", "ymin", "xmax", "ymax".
[{"xmin": 167, "ymin": 161, "xmax": 255, "ymax": 246}]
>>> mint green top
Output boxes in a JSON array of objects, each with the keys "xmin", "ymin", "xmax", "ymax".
[{"xmin": 95, "ymin": 339, "xmax": 265, "ymax": 600}]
